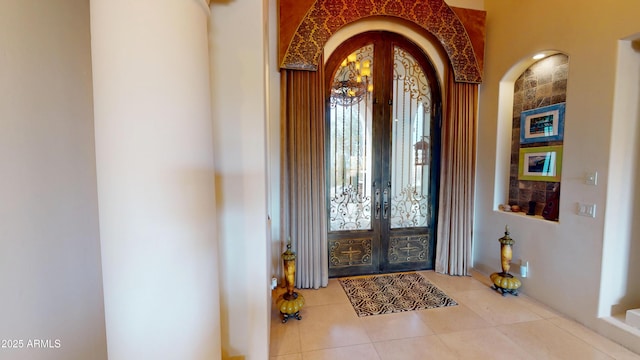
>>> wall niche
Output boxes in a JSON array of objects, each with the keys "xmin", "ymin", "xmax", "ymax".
[{"xmin": 508, "ymin": 53, "xmax": 569, "ymax": 221}]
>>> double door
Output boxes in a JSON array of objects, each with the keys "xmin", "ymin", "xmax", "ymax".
[{"xmin": 326, "ymin": 32, "xmax": 441, "ymax": 277}]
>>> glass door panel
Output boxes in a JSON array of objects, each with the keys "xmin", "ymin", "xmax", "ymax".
[
  {"xmin": 328, "ymin": 44, "xmax": 374, "ymax": 231},
  {"xmin": 390, "ymin": 46, "xmax": 432, "ymax": 229}
]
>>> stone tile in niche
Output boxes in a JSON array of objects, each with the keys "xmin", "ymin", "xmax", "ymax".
[
  {"xmin": 551, "ymin": 94, "xmax": 566, "ymax": 104},
  {"xmin": 512, "ymin": 103, "xmax": 523, "ymax": 118},
  {"xmin": 542, "ymin": 54, "xmax": 569, "ymax": 67},
  {"xmin": 512, "ymin": 126, "xmax": 520, "ymax": 139},
  {"xmin": 513, "ymin": 92, "xmax": 524, "ymax": 107},
  {"xmin": 518, "ymin": 181, "xmax": 532, "ymax": 190},
  {"xmin": 532, "ymin": 190, "xmax": 546, "ymax": 203},
  {"xmin": 510, "ymin": 164, "xmax": 519, "ymax": 177},
  {"xmin": 510, "ymin": 153, "xmax": 519, "ymax": 167},
  {"xmin": 536, "ymin": 97, "xmax": 551, "ymax": 108},
  {"xmin": 509, "ymin": 189, "xmax": 518, "ymax": 202},
  {"xmin": 537, "ymin": 72, "xmax": 552, "ymax": 85},
  {"xmin": 518, "ymin": 190, "xmax": 532, "ymax": 204},
  {"xmin": 524, "ymin": 78, "xmax": 537, "ymax": 89},
  {"xmin": 546, "ymin": 183, "xmax": 559, "ymax": 191},
  {"xmin": 533, "ymin": 182, "xmax": 547, "ymax": 191},
  {"xmin": 524, "ymin": 101, "xmax": 536, "ymax": 111},
  {"xmin": 536, "ymin": 83, "xmax": 552, "ymax": 98},
  {"xmin": 511, "ymin": 149, "xmax": 519, "ymax": 161},
  {"xmin": 553, "ymin": 64, "xmax": 569, "ymax": 81},
  {"xmin": 552, "ymin": 79, "xmax": 567, "ymax": 95},
  {"xmin": 514, "ymin": 78, "xmax": 524, "ymax": 92},
  {"xmin": 525, "ymin": 88, "xmax": 536, "ymax": 103},
  {"xmin": 557, "ymin": 54, "xmax": 569, "ymax": 65}
]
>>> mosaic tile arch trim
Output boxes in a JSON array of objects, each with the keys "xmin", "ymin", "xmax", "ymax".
[{"xmin": 280, "ymin": 0, "xmax": 485, "ymax": 83}]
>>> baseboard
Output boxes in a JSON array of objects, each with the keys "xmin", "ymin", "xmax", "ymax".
[{"xmin": 597, "ymin": 315, "xmax": 640, "ymax": 355}]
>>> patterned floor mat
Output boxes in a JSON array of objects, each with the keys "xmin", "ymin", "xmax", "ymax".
[{"xmin": 339, "ymin": 272, "xmax": 458, "ymax": 317}]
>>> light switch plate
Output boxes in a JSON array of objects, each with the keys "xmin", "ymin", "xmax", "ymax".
[{"xmin": 585, "ymin": 171, "xmax": 598, "ymax": 185}]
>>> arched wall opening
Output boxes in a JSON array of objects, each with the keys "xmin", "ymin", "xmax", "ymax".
[
  {"xmin": 494, "ymin": 50, "xmax": 567, "ymax": 214},
  {"xmin": 324, "ymin": 17, "xmax": 450, "ymax": 93}
]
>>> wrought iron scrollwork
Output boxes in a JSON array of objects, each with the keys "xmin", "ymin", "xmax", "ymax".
[
  {"xmin": 390, "ymin": 184, "xmax": 429, "ymax": 228},
  {"xmin": 388, "ymin": 235, "xmax": 429, "ymax": 263},
  {"xmin": 329, "ymin": 185, "xmax": 371, "ymax": 230},
  {"xmin": 329, "ymin": 238, "xmax": 373, "ymax": 267}
]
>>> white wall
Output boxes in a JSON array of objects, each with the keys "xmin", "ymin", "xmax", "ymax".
[
  {"xmin": 209, "ymin": 0, "xmax": 271, "ymax": 358},
  {"xmin": 476, "ymin": 0, "xmax": 640, "ymax": 346},
  {"xmin": 91, "ymin": 0, "xmax": 221, "ymax": 358},
  {"xmin": 0, "ymin": 1, "xmax": 107, "ymax": 359}
]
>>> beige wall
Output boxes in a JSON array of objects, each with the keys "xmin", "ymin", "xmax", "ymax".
[
  {"xmin": 210, "ymin": 0, "xmax": 272, "ymax": 358},
  {"xmin": 0, "ymin": 0, "xmax": 107, "ymax": 359},
  {"xmin": 476, "ymin": 0, "xmax": 640, "ymax": 350},
  {"xmin": 91, "ymin": 0, "xmax": 221, "ymax": 358}
]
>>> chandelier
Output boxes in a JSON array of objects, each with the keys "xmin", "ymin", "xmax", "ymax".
[{"xmin": 331, "ymin": 49, "xmax": 373, "ymax": 105}]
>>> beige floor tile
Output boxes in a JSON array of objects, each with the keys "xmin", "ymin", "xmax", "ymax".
[
  {"xmin": 271, "ymin": 354, "xmax": 303, "ymax": 360},
  {"xmin": 548, "ymin": 317, "xmax": 640, "ymax": 359},
  {"xmin": 297, "ymin": 303, "xmax": 371, "ymax": 351},
  {"xmin": 270, "ymin": 318, "xmax": 302, "ymax": 356},
  {"xmin": 454, "ymin": 288, "xmax": 542, "ymax": 325},
  {"xmin": 419, "ymin": 270, "xmax": 489, "ymax": 294},
  {"xmin": 373, "ymin": 335, "xmax": 458, "ymax": 360},
  {"xmin": 470, "ymin": 269, "xmax": 495, "ymax": 287},
  {"xmin": 417, "ymin": 303, "xmax": 491, "ymax": 334},
  {"xmin": 302, "ymin": 344, "xmax": 381, "ymax": 360},
  {"xmin": 498, "ymin": 319, "xmax": 612, "ymax": 359},
  {"xmin": 359, "ymin": 310, "xmax": 434, "ymax": 342},
  {"xmin": 437, "ymin": 327, "xmax": 536, "ymax": 360},
  {"xmin": 270, "ymin": 272, "xmax": 640, "ymax": 359},
  {"xmin": 297, "ymin": 279, "xmax": 350, "ymax": 307},
  {"xmin": 516, "ymin": 294, "xmax": 561, "ymax": 319}
]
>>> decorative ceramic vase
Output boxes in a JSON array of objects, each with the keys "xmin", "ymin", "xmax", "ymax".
[
  {"xmin": 276, "ymin": 242, "xmax": 305, "ymax": 322},
  {"xmin": 527, "ymin": 201, "xmax": 536, "ymax": 216},
  {"xmin": 490, "ymin": 226, "xmax": 521, "ymax": 296}
]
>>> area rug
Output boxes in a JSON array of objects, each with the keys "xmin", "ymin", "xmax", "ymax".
[{"xmin": 339, "ymin": 272, "xmax": 457, "ymax": 317}]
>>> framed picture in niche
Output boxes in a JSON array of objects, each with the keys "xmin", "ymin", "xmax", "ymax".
[
  {"xmin": 520, "ymin": 103, "xmax": 566, "ymax": 144},
  {"xmin": 518, "ymin": 145, "xmax": 563, "ymax": 182}
]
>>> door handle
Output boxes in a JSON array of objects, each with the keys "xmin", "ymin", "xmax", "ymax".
[
  {"xmin": 374, "ymin": 187, "xmax": 381, "ymax": 219},
  {"xmin": 383, "ymin": 186, "xmax": 389, "ymax": 219}
]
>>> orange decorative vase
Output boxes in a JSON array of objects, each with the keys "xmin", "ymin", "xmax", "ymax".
[
  {"xmin": 490, "ymin": 226, "xmax": 521, "ymax": 296},
  {"xmin": 276, "ymin": 242, "xmax": 305, "ymax": 323}
]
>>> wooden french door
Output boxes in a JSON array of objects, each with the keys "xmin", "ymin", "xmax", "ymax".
[{"xmin": 326, "ymin": 32, "xmax": 442, "ymax": 277}]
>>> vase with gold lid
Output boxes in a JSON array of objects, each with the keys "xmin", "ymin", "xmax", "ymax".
[
  {"xmin": 490, "ymin": 226, "xmax": 521, "ymax": 296},
  {"xmin": 276, "ymin": 241, "xmax": 305, "ymax": 322}
]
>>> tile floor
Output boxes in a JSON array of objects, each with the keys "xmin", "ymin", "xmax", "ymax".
[{"xmin": 270, "ymin": 270, "xmax": 640, "ymax": 360}]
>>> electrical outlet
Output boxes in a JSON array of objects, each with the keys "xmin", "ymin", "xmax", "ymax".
[
  {"xmin": 577, "ymin": 203, "xmax": 596, "ymax": 218},
  {"xmin": 520, "ymin": 260, "xmax": 528, "ymax": 278}
]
